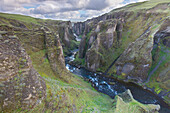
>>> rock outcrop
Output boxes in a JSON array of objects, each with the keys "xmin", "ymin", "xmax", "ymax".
[
  {"xmin": 42, "ymin": 27, "xmax": 66, "ymax": 77},
  {"xmin": 73, "ymin": 22, "xmax": 85, "ymax": 36},
  {"xmin": 113, "ymin": 27, "xmax": 153, "ymax": 83},
  {"xmin": 41, "ymin": 21, "xmax": 77, "ymax": 56},
  {"xmin": 85, "ymin": 20, "xmax": 122, "ymax": 71},
  {"xmin": 58, "ymin": 21, "xmax": 77, "ymax": 55},
  {"xmin": 114, "ymin": 89, "xmax": 160, "ymax": 113},
  {"xmin": 0, "ymin": 33, "xmax": 46, "ymax": 111},
  {"xmin": 79, "ymin": 35, "xmax": 87, "ymax": 59},
  {"xmin": 146, "ymin": 18, "xmax": 170, "ymax": 103},
  {"xmin": 0, "ymin": 13, "xmax": 77, "ymax": 112}
]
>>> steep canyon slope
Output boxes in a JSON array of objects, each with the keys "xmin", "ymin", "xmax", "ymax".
[{"xmin": 73, "ymin": 0, "xmax": 170, "ymax": 104}]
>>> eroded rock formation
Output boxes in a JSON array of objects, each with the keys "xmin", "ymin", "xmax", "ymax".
[
  {"xmin": 0, "ymin": 33, "xmax": 46, "ymax": 111},
  {"xmin": 114, "ymin": 89, "xmax": 160, "ymax": 113}
]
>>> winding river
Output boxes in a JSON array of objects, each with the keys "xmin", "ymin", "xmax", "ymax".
[{"xmin": 65, "ymin": 35, "xmax": 170, "ymax": 113}]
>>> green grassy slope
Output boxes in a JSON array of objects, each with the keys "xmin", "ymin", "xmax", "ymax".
[{"xmin": 111, "ymin": 0, "xmax": 170, "ymax": 12}]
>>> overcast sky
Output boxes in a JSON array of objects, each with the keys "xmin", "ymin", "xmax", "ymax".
[{"xmin": 0, "ymin": 0, "xmax": 146, "ymax": 22}]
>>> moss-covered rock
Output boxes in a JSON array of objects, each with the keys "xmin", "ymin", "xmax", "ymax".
[
  {"xmin": 58, "ymin": 21, "xmax": 78, "ymax": 55},
  {"xmin": 0, "ymin": 35, "xmax": 46, "ymax": 112},
  {"xmin": 113, "ymin": 27, "xmax": 153, "ymax": 83},
  {"xmin": 79, "ymin": 19, "xmax": 122, "ymax": 71},
  {"xmin": 146, "ymin": 18, "xmax": 170, "ymax": 104},
  {"xmin": 113, "ymin": 89, "xmax": 160, "ymax": 113}
]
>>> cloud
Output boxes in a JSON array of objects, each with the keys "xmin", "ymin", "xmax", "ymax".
[
  {"xmin": 0, "ymin": 0, "xmax": 146, "ymax": 21},
  {"xmin": 32, "ymin": 0, "xmax": 109, "ymax": 14},
  {"xmin": 85, "ymin": 0, "xmax": 108, "ymax": 10}
]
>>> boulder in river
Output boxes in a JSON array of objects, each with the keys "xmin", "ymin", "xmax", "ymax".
[{"xmin": 114, "ymin": 89, "xmax": 160, "ymax": 113}]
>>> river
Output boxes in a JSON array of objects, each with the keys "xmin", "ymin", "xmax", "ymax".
[{"xmin": 65, "ymin": 36, "xmax": 170, "ymax": 113}]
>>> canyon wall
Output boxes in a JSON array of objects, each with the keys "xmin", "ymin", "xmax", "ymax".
[
  {"xmin": 0, "ymin": 14, "xmax": 77, "ymax": 111},
  {"xmin": 73, "ymin": 2, "xmax": 170, "ymax": 104}
]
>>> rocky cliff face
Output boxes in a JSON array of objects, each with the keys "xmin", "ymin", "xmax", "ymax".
[
  {"xmin": 0, "ymin": 32, "xmax": 46, "ymax": 111},
  {"xmin": 114, "ymin": 27, "xmax": 153, "ymax": 83},
  {"xmin": 58, "ymin": 21, "xmax": 78, "ymax": 55},
  {"xmin": 84, "ymin": 19, "xmax": 123, "ymax": 72},
  {"xmin": 73, "ymin": 22, "xmax": 85, "ymax": 36},
  {"xmin": 42, "ymin": 27, "xmax": 66, "ymax": 77},
  {"xmin": 146, "ymin": 19, "xmax": 170, "ymax": 103},
  {"xmin": 0, "ymin": 14, "xmax": 77, "ymax": 111},
  {"xmin": 73, "ymin": 1, "xmax": 170, "ymax": 103}
]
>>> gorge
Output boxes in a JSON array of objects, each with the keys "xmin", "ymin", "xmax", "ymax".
[
  {"xmin": 0, "ymin": 0, "xmax": 170, "ymax": 112},
  {"xmin": 72, "ymin": 0, "xmax": 170, "ymax": 105}
]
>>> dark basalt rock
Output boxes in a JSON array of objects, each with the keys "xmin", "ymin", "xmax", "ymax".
[
  {"xmin": 85, "ymin": 19, "xmax": 121, "ymax": 71},
  {"xmin": 118, "ymin": 89, "xmax": 134, "ymax": 102},
  {"xmin": 114, "ymin": 27, "xmax": 153, "ymax": 83},
  {"xmin": 79, "ymin": 35, "xmax": 87, "ymax": 59},
  {"xmin": 0, "ymin": 35, "xmax": 46, "ymax": 111}
]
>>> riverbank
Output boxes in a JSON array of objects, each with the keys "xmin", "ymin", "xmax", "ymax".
[{"xmin": 65, "ymin": 49, "xmax": 170, "ymax": 113}]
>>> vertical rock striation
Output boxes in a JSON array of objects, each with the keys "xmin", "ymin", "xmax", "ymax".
[{"xmin": 0, "ymin": 33, "xmax": 46, "ymax": 111}]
